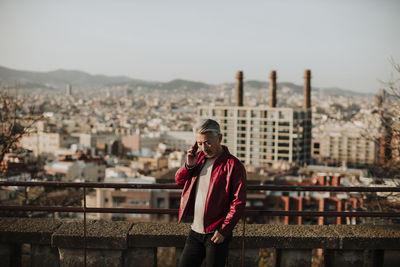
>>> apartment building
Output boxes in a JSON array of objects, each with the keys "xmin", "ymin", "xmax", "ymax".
[
  {"xmin": 312, "ymin": 123, "xmax": 377, "ymax": 167},
  {"xmin": 198, "ymin": 106, "xmax": 311, "ymax": 166},
  {"xmin": 198, "ymin": 70, "xmax": 312, "ymax": 167},
  {"xmin": 20, "ymin": 121, "xmax": 79, "ymax": 157}
]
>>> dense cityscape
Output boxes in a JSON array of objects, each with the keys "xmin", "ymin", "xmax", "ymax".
[
  {"xmin": 0, "ymin": 65, "xmax": 398, "ymax": 218},
  {"xmin": 0, "ymin": 63, "xmax": 399, "ymax": 266},
  {"xmin": 1, "ymin": 0, "xmax": 399, "ymax": 265}
]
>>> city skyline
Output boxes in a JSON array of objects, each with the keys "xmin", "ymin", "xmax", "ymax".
[{"xmin": 1, "ymin": 0, "xmax": 399, "ymax": 93}]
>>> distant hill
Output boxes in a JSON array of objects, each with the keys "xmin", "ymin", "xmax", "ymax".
[
  {"xmin": 0, "ymin": 66, "xmax": 136, "ymax": 89},
  {"xmin": 159, "ymin": 79, "xmax": 210, "ymax": 91},
  {"xmin": 0, "ymin": 65, "xmax": 370, "ymax": 96}
]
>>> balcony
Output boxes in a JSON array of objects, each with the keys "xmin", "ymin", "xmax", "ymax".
[{"xmin": 1, "ymin": 218, "xmax": 400, "ymax": 267}]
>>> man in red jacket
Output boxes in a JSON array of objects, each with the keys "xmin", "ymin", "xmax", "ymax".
[{"xmin": 176, "ymin": 119, "xmax": 247, "ymax": 267}]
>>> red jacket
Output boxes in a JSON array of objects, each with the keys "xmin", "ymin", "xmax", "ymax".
[{"xmin": 175, "ymin": 146, "xmax": 247, "ymax": 238}]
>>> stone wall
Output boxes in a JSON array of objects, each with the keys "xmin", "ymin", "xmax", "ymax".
[{"xmin": 1, "ymin": 217, "xmax": 400, "ymax": 267}]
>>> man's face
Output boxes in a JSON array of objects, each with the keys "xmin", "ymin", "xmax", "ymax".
[{"xmin": 196, "ymin": 132, "xmax": 222, "ymax": 159}]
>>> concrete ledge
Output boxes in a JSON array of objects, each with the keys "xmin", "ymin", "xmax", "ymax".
[
  {"xmin": 52, "ymin": 220, "xmax": 132, "ymax": 249},
  {"xmin": 0, "ymin": 217, "xmax": 399, "ymax": 251},
  {"xmin": 128, "ymin": 222, "xmax": 190, "ymax": 248},
  {"xmin": 0, "ymin": 217, "xmax": 62, "ymax": 245},
  {"xmin": 230, "ymin": 224, "xmax": 400, "ymax": 249}
]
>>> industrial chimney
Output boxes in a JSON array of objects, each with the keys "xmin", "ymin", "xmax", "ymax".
[
  {"xmin": 303, "ymin": 70, "xmax": 311, "ymax": 109},
  {"xmin": 236, "ymin": 71, "xmax": 244, "ymax": 106},
  {"xmin": 269, "ymin": 70, "xmax": 277, "ymax": 107}
]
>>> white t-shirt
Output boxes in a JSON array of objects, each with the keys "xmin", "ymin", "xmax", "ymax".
[{"xmin": 191, "ymin": 158, "xmax": 215, "ymax": 234}]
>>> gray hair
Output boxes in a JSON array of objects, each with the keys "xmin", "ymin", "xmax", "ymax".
[{"xmin": 193, "ymin": 119, "xmax": 221, "ymax": 136}]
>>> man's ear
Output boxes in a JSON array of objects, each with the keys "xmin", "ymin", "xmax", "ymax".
[{"xmin": 218, "ymin": 133, "xmax": 223, "ymax": 143}]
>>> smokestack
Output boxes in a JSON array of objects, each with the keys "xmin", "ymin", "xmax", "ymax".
[
  {"xmin": 304, "ymin": 69, "xmax": 311, "ymax": 109},
  {"xmin": 269, "ymin": 70, "xmax": 277, "ymax": 107},
  {"xmin": 236, "ymin": 71, "xmax": 244, "ymax": 106}
]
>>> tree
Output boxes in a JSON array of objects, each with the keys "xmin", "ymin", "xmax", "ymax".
[
  {"xmin": 365, "ymin": 58, "xmax": 400, "ymax": 179},
  {"xmin": 383, "ymin": 58, "xmax": 400, "ymax": 137},
  {"xmin": 0, "ymin": 86, "xmax": 42, "ymax": 163}
]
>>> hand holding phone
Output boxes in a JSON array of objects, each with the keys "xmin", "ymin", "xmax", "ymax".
[
  {"xmin": 191, "ymin": 142, "xmax": 198, "ymax": 156},
  {"xmin": 186, "ymin": 142, "xmax": 198, "ymax": 167}
]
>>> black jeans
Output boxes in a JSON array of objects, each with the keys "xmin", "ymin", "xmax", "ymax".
[{"xmin": 178, "ymin": 229, "xmax": 232, "ymax": 267}]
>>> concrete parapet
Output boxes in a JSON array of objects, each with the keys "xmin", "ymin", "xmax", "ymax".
[
  {"xmin": 325, "ymin": 250, "xmax": 364, "ymax": 267},
  {"xmin": 0, "ymin": 217, "xmax": 62, "ymax": 245},
  {"xmin": 230, "ymin": 223, "xmax": 400, "ymax": 250},
  {"xmin": 276, "ymin": 249, "xmax": 312, "ymax": 267},
  {"xmin": 0, "ymin": 243, "xmax": 21, "ymax": 267},
  {"xmin": 0, "ymin": 217, "xmax": 400, "ymax": 266},
  {"xmin": 58, "ymin": 247, "xmax": 123, "ymax": 267},
  {"xmin": 128, "ymin": 222, "xmax": 189, "ymax": 248},
  {"xmin": 31, "ymin": 244, "xmax": 60, "ymax": 267},
  {"xmin": 123, "ymin": 248, "xmax": 157, "ymax": 267},
  {"xmin": 52, "ymin": 219, "xmax": 132, "ymax": 249},
  {"xmin": 0, "ymin": 217, "xmax": 62, "ymax": 267},
  {"xmin": 228, "ymin": 248, "xmax": 259, "ymax": 267}
]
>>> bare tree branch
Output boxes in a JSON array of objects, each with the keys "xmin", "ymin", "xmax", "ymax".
[{"xmin": 0, "ymin": 85, "xmax": 43, "ymax": 163}]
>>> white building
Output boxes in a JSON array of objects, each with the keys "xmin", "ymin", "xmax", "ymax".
[
  {"xmin": 312, "ymin": 122, "xmax": 377, "ymax": 166},
  {"xmin": 198, "ymin": 106, "xmax": 312, "ymax": 167}
]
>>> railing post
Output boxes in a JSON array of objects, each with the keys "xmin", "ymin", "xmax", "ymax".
[{"xmin": 83, "ymin": 186, "xmax": 87, "ymax": 267}]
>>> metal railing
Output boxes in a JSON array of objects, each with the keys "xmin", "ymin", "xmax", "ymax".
[
  {"xmin": 2, "ymin": 181, "xmax": 400, "ymax": 217},
  {"xmin": 1, "ymin": 180, "xmax": 400, "ymax": 266}
]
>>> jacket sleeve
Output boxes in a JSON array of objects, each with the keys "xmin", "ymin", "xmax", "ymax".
[
  {"xmin": 175, "ymin": 163, "xmax": 194, "ymax": 186},
  {"xmin": 218, "ymin": 161, "xmax": 247, "ymax": 238}
]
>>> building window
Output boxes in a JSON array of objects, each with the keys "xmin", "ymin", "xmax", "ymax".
[
  {"xmin": 253, "ymin": 200, "xmax": 264, "ymax": 207},
  {"xmin": 238, "ymin": 110, "xmax": 247, "ymax": 117},
  {"xmin": 113, "ymin": 197, "xmax": 126, "ymax": 207},
  {"xmin": 251, "ymin": 110, "xmax": 259, "ymax": 118},
  {"xmin": 157, "ymin": 198, "xmax": 165, "ymax": 208},
  {"xmin": 129, "ymin": 200, "xmax": 141, "ymax": 206},
  {"xmin": 269, "ymin": 112, "xmax": 275, "ymax": 119}
]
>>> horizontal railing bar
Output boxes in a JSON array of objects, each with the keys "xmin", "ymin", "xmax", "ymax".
[
  {"xmin": 1, "ymin": 181, "xmax": 400, "ymax": 192},
  {"xmin": 0, "ymin": 181, "xmax": 181, "ymax": 189},
  {"xmin": 248, "ymin": 185, "xmax": 400, "ymax": 192},
  {"xmin": 1, "ymin": 206, "xmax": 399, "ymax": 217},
  {"xmin": 245, "ymin": 210, "xmax": 400, "ymax": 217},
  {"xmin": 0, "ymin": 206, "xmax": 178, "ymax": 214}
]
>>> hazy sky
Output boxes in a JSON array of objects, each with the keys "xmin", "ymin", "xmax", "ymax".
[{"xmin": 1, "ymin": 0, "xmax": 399, "ymax": 93}]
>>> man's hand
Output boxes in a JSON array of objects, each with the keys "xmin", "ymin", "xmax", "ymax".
[
  {"xmin": 211, "ymin": 230, "xmax": 224, "ymax": 244},
  {"xmin": 186, "ymin": 144, "xmax": 198, "ymax": 167}
]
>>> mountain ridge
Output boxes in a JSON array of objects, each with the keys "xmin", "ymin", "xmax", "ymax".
[{"xmin": 0, "ymin": 65, "xmax": 370, "ymax": 96}]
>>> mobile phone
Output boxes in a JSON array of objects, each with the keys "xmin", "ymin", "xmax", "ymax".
[{"xmin": 191, "ymin": 142, "xmax": 198, "ymax": 156}]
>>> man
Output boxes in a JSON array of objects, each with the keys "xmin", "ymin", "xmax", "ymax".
[{"xmin": 175, "ymin": 119, "xmax": 247, "ymax": 267}]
